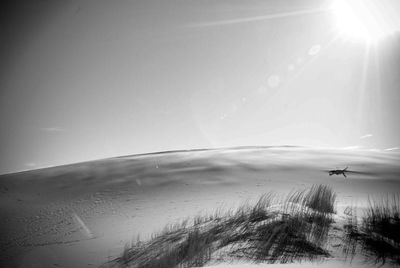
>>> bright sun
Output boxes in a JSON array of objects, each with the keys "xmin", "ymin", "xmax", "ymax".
[{"xmin": 332, "ymin": 0, "xmax": 400, "ymax": 42}]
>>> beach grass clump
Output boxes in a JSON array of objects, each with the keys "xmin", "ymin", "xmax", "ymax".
[
  {"xmin": 106, "ymin": 184, "xmax": 336, "ymax": 268},
  {"xmin": 343, "ymin": 194, "xmax": 400, "ymax": 265},
  {"xmin": 285, "ymin": 184, "xmax": 336, "ymax": 215},
  {"xmin": 362, "ymin": 195, "xmax": 400, "ymax": 265},
  {"xmin": 304, "ymin": 184, "xmax": 336, "ymax": 214},
  {"xmin": 364, "ymin": 195, "xmax": 400, "ymax": 245}
]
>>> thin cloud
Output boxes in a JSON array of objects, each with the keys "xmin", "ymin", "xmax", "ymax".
[
  {"xmin": 360, "ymin": 134, "xmax": 373, "ymax": 139},
  {"xmin": 342, "ymin": 146, "xmax": 361, "ymax": 150},
  {"xmin": 41, "ymin": 126, "xmax": 65, "ymax": 132},
  {"xmin": 384, "ymin": 147, "xmax": 399, "ymax": 151}
]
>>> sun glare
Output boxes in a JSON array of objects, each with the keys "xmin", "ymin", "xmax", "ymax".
[{"xmin": 332, "ymin": 0, "xmax": 400, "ymax": 42}]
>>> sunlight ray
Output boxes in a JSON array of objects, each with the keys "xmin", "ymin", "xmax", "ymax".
[
  {"xmin": 372, "ymin": 44, "xmax": 382, "ymax": 116},
  {"xmin": 357, "ymin": 42, "xmax": 372, "ymax": 124},
  {"xmin": 187, "ymin": 7, "xmax": 328, "ymax": 28}
]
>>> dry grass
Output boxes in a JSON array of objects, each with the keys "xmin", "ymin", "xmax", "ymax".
[
  {"xmin": 104, "ymin": 184, "xmax": 336, "ymax": 268},
  {"xmin": 343, "ymin": 194, "xmax": 400, "ymax": 265}
]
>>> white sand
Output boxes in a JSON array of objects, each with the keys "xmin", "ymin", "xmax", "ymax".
[{"xmin": 1, "ymin": 146, "xmax": 399, "ymax": 267}]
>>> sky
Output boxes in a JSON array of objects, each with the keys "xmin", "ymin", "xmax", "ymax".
[{"xmin": 1, "ymin": 0, "xmax": 400, "ymax": 174}]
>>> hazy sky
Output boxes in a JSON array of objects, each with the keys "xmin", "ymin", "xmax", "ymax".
[{"xmin": 1, "ymin": 0, "xmax": 400, "ymax": 174}]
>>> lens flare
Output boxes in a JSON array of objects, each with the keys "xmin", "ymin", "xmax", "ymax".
[{"xmin": 332, "ymin": 0, "xmax": 400, "ymax": 42}]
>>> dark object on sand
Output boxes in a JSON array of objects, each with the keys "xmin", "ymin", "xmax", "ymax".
[{"xmin": 329, "ymin": 167, "xmax": 348, "ymax": 178}]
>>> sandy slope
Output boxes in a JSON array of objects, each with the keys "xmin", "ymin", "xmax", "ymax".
[{"xmin": 1, "ymin": 146, "xmax": 399, "ymax": 268}]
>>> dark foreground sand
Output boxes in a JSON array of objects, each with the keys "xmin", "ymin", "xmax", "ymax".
[{"xmin": 1, "ymin": 146, "xmax": 399, "ymax": 267}]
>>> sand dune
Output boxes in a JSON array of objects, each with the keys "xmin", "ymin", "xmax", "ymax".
[{"xmin": 1, "ymin": 146, "xmax": 399, "ymax": 267}]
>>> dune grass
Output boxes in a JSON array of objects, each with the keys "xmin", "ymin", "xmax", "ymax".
[
  {"xmin": 106, "ymin": 184, "xmax": 336, "ymax": 268},
  {"xmin": 343, "ymin": 194, "xmax": 400, "ymax": 265}
]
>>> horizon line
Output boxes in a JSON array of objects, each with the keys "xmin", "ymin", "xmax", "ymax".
[{"xmin": 1, "ymin": 144, "xmax": 397, "ymax": 176}]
